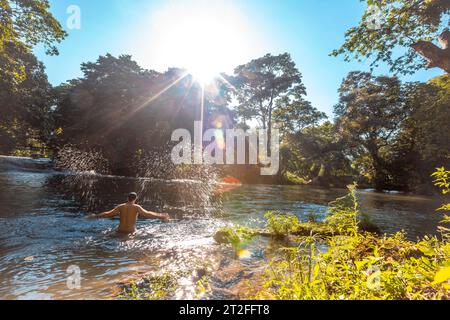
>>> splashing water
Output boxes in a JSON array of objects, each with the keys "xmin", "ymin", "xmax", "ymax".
[
  {"xmin": 53, "ymin": 145, "xmax": 227, "ymax": 217},
  {"xmin": 135, "ymin": 149, "xmax": 222, "ymax": 217}
]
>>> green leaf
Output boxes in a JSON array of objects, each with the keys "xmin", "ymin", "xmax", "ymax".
[{"xmin": 432, "ymin": 267, "xmax": 450, "ymax": 285}]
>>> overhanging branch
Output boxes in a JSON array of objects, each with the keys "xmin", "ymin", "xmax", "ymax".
[{"xmin": 411, "ymin": 29, "xmax": 450, "ymax": 73}]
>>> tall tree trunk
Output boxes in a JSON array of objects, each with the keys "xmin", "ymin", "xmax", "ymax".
[
  {"xmin": 411, "ymin": 30, "xmax": 450, "ymax": 74},
  {"xmin": 267, "ymin": 107, "xmax": 273, "ymax": 153},
  {"xmin": 367, "ymin": 142, "xmax": 387, "ymax": 192},
  {"xmin": 261, "ymin": 113, "xmax": 267, "ymax": 130}
]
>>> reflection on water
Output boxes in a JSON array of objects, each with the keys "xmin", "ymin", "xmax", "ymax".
[{"xmin": 0, "ymin": 168, "xmax": 445, "ymax": 300}]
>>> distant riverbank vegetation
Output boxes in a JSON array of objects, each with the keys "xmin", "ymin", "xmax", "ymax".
[{"xmin": 1, "ymin": 0, "xmax": 449, "ymax": 195}]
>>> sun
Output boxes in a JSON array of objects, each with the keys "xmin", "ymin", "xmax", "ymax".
[
  {"xmin": 173, "ymin": 15, "xmax": 227, "ymax": 85},
  {"xmin": 146, "ymin": 0, "xmax": 260, "ymax": 85}
]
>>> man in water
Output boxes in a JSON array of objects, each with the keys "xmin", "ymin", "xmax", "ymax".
[{"xmin": 89, "ymin": 192, "xmax": 170, "ymax": 233}]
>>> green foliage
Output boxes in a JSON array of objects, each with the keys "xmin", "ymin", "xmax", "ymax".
[
  {"xmin": 258, "ymin": 232, "xmax": 450, "ymax": 300},
  {"xmin": 326, "ymin": 184, "xmax": 360, "ymax": 235},
  {"xmin": 0, "ymin": 50, "xmax": 54, "ymax": 155},
  {"xmin": 0, "ymin": 0, "xmax": 65, "ymax": 155},
  {"xmin": 332, "ymin": 0, "xmax": 450, "ymax": 74},
  {"xmin": 255, "ymin": 183, "xmax": 450, "ymax": 300},
  {"xmin": 282, "ymin": 171, "xmax": 308, "ymax": 185},
  {"xmin": 280, "ymin": 72, "xmax": 449, "ymax": 193},
  {"xmin": 195, "ymin": 275, "xmax": 212, "ymax": 299},
  {"xmin": 0, "ymin": 0, "xmax": 447, "ymax": 197},
  {"xmin": 214, "ymin": 226, "xmax": 256, "ymax": 254},
  {"xmin": 231, "ymin": 53, "xmax": 308, "ymax": 132},
  {"xmin": 274, "ymin": 90, "xmax": 327, "ymax": 135},
  {"xmin": 52, "ymin": 54, "xmax": 233, "ymax": 175},
  {"xmin": 388, "ymin": 75, "xmax": 450, "ymax": 193},
  {"xmin": 231, "ymin": 53, "xmax": 331, "ymax": 185},
  {"xmin": 335, "ymin": 72, "xmax": 407, "ymax": 191},
  {"xmin": 117, "ymin": 272, "xmax": 180, "ymax": 300},
  {"xmin": 265, "ymin": 211, "xmax": 301, "ymax": 238},
  {"xmin": 432, "ymin": 167, "xmax": 450, "ymax": 234},
  {"xmin": 0, "ymin": 0, "xmax": 66, "ymax": 86},
  {"xmin": 116, "ymin": 271, "xmax": 213, "ymax": 300},
  {"xmin": 280, "ymin": 122, "xmax": 355, "ymax": 186},
  {"xmin": 433, "ymin": 167, "xmax": 450, "ymax": 195}
]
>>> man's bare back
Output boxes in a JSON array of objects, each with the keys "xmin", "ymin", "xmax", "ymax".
[{"xmin": 89, "ymin": 193, "xmax": 169, "ymax": 233}]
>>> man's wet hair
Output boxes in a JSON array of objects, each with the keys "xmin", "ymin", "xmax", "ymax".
[{"xmin": 128, "ymin": 192, "xmax": 138, "ymax": 202}]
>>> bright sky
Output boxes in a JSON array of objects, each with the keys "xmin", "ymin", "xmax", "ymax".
[{"xmin": 35, "ymin": 0, "xmax": 444, "ymax": 117}]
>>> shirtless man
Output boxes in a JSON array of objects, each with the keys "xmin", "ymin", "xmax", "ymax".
[{"xmin": 89, "ymin": 192, "xmax": 170, "ymax": 233}]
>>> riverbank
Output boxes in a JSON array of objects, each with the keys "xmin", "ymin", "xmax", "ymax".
[
  {"xmin": 117, "ymin": 183, "xmax": 450, "ymax": 300},
  {"xmin": 0, "ymin": 155, "xmax": 439, "ymax": 196}
]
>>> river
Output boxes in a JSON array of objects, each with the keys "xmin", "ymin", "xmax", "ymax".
[{"xmin": 0, "ymin": 157, "xmax": 444, "ymax": 299}]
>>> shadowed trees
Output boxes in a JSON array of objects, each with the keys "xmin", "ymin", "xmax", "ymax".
[
  {"xmin": 334, "ymin": 72, "xmax": 407, "ymax": 191},
  {"xmin": 280, "ymin": 122, "xmax": 355, "ymax": 187},
  {"xmin": 274, "ymin": 88, "xmax": 327, "ymax": 135},
  {"xmin": 388, "ymin": 75, "xmax": 450, "ymax": 193},
  {"xmin": 52, "ymin": 54, "xmax": 234, "ymax": 176},
  {"xmin": 331, "ymin": 1, "xmax": 449, "ymax": 192},
  {"xmin": 0, "ymin": 50, "xmax": 53, "ymax": 154},
  {"xmin": 228, "ymin": 53, "xmax": 330, "ymax": 184}
]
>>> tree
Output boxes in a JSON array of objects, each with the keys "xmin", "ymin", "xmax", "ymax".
[
  {"xmin": 332, "ymin": 0, "xmax": 450, "ymax": 74},
  {"xmin": 281, "ymin": 122, "xmax": 354, "ymax": 187},
  {"xmin": 0, "ymin": 0, "xmax": 66, "ymax": 154},
  {"xmin": 274, "ymin": 86, "xmax": 327, "ymax": 135},
  {"xmin": 52, "ymin": 54, "xmax": 233, "ymax": 176},
  {"xmin": 53, "ymin": 54, "xmax": 163, "ymax": 173},
  {"xmin": 0, "ymin": 47, "xmax": 53, "ymax": 154},
  {"xmin": 231, "ymin": 53, "xmax": 307, "ymax": 141},
  {"xmin": 0, "ymin": 0, "xmax": 66, "ymax": 86},
  {"xmin": 335, "ymin": 72, "xmax": 407, "ymax": 191},
  {"xmin": 388, "ymin": 75, "xmax": 450, "ymax": 192}
]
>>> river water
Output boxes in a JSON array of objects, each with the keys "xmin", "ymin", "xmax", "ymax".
[{"xmin": 0, "ymin": 159, "xmax": 445, "ymax": 299}]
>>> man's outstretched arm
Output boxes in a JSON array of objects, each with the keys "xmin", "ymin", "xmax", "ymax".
[
  {"xmin": 137, "ymin": 206, "xmax": 170, "ymax": 221},
  {"xmin": 88, "ymin": 206, "xmax": 121, "ymax": 219}
]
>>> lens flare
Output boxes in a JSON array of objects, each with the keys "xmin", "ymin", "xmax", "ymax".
[{"xmin": 237, "ymin": 249, "xmax": 251, "ymax": 259}]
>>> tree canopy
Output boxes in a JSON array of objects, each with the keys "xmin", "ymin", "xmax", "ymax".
[
  {"xmin": 0, "ymin": 0, "xmax": 65, "ymax": 154},
  {"xmin": 52, "ymin": 54, "xmax": 233, "ymax": 175},
  {"xmin": 334, "ymin": 72, "xmax": 407, "ymax": 190},
  {"xmin": 231, "ymin": 53, "xmax": 307, "ymax": 132},
  {"xmin": 0, "ymin": 2, "xmax": 448, "ymax": 192},
  {"xmin": 332, "ymin": 0, "xmax": 450, "ymax": 74},
  {"xmin": 0, "ymin": 0, "xmax": 66, "ymax": 85}
]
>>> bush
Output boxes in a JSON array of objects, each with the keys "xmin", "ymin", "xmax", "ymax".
[
  {"xmin": 326, "ymin": 184, "xmax": 378, "ymax": 235},
  {"xmin": 432, "ymin": 167, "xmax": 450, "ymax": 234},
  {"xmin": 214, "ymin": 226, "xmax": 256, "ymax": 256},
  {"xmin": 253, "ymin": 175, "xmax": 450, "ymax": 300},
  {"xmin": 117, "ymin": 273, "xmax": 179, "ymax": 300},
  {"xmin": 283, "ymin": 171, "xmax": 308, "ymax": 185},
  {"xmin": 265, "ymin": 211, "xmax": 301, "ymax": 238}
]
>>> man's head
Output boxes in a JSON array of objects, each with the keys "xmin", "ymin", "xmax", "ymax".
[{"xmin": 128, "ymin": 192, "xmax": 138, "ymax": 203}]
